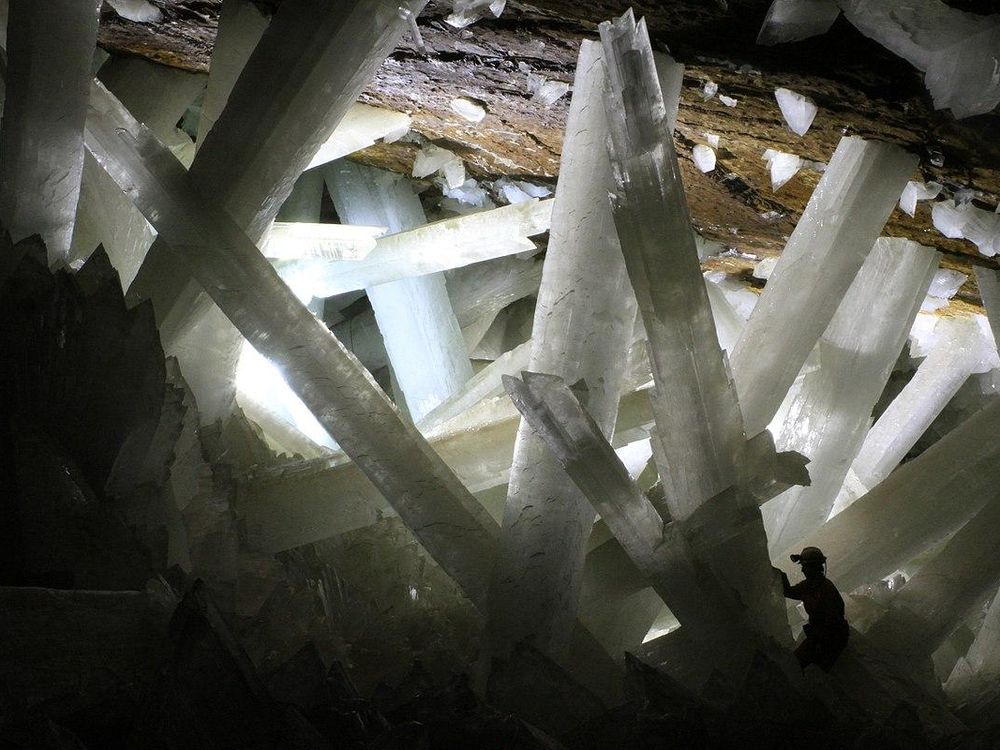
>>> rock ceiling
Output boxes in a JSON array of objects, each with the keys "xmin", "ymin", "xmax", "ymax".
[{"xmin": 97, "ymin": 0, "xmax": 1000, "ymax": 309}]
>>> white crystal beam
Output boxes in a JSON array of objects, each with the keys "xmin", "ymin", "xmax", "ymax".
[
  {"xmin": 196, "ymin": 0, "xmax": 268, "ymax": 151},
  {"xmin": 85, "ymin": 80, "xmax": 498, "ymax": 607},
  {"xmin": 946, "ymin": 585, "xmax": 1000, "ymax": 700},
  {"xmin": 763, "ymin": 238, "xmax": 938, "ymax": 555},
  {"xmin": 865, "ymin": 492, "xmax": 1000, "ymax": 666},
  {"xmin": 280, "ymin": 199, "xmax": 552, "ymax": 298},
  {"xmin": 483, "ymin": 38, "xmax": 639, "ymax": 659},
  {"xmin": 830, "ymin": 316, "xmax": 992, "ymax": 515},
  {"xmin": 98, "ymin": 54, "xmax": 205, "ymax": 167},
  {"xmin": 776, "ymin": 398, "xmax": 1000, "ymax": 594},
  {"xmin": 239, "ymin": 384, "xmax": 657, "ymax": 553},
  {"xmin": 70, "ymin": 152, "xmax": 156, "ymax": 289},
  {"xmin": 263, "ymin": 222, "xmax": 382, "ymax": 261},
  {"xmin": 504, "ymin": 372, "xmax": 789, "ymax": 675},
  {"xmin": 600, "ymin": 11, "xmax": 788, "ymax": 642},
  {"xmin": 503, "ymin": 374, "xmax": 738, "ymax": 628},
  {"xmin": 0, "ymin": 0, "xmax": 100, "ymax": 261},
  {"xmin": 730, "ymin": 137, "xmax": 918, "ymax": 436},
  {"xmin": 325, "ymin": 161, "xmax": 473, "ymax": 422},
  {"xmin": 128, "ymin": 0, "xmax": 428, "ymax": 421}
]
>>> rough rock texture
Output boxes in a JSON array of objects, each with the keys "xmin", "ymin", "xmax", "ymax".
[{"xmin": 96, "ymin": 0, "xmax": 1000, "ymax": 306}]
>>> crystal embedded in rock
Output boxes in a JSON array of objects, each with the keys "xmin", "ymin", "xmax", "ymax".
[
  {"xmin": 731, "ymin": 136, "xmax": 918, "ymax": 436},
  {"xmin": 0, "ymin": 0, "xmax": 100, "ymax": 260},
  {"xmin": 692, "ymin": 144, "xmax": 717, "ymax": 173},
  {"xmin": 762, "ymin": 238, "xmax": 938, "ymax": 556},
  {"xmin": 839, "ymin": 0, "xmax": 1000, "ymax": 119},
  {"xmin": 307, "ymin": 104, "xmax": 411, "ymax": 170},
  {"xmin": 756, "ymin": 0, "xmax": 840, "ymax": 45},
  {"xmin": 484, "ymin": 37, "xmax": 639, "ymax": 659},
  {"xmin": 899, "ymin": 180, "xmax": 943, "ymax": 217},
  {"xmin": 774, "ymin": 87, "xmax": 818, "ymax": 136},
  {"xmin": 931, "ymin": 201, "xmax": 1000, "ymax": 257}
]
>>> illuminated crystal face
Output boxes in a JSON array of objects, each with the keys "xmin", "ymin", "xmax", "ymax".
[{"xmin": 9, "ymin": 0, "xmax": 1000, "ymax": 726}]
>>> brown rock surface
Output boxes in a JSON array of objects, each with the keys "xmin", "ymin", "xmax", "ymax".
[{"xmin": 97, "ymin": 0, "xmax": 1000, "ymax": 306}]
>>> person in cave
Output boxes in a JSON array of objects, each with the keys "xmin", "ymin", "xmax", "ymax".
[{"xmin": 774, "ymin": 546, "xmax": 849, "ymax": 672}]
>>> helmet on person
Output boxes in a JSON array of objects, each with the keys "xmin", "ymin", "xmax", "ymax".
[{"xmin": 789, "ymin": 546, "xmax": 826, "ymax": 565}]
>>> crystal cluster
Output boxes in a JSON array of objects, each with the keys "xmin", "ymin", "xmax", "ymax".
[{"xmin": 2, "ymin": 0, "xmax": 1000, "ymax": 744}]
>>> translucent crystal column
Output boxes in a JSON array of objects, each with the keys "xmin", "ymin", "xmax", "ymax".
[
  {"xmin": 507, "ymin": 374, "xmax": 749, "ymax": 629},
  {"xmin": 85, "ymin": 80, "xmax": 498, "ymax": 607},
  {"xmin": 730, "ymin": 137, "xmax": 918, "ymax": 435},
  {"xmin": 484, "ymin": 39, "xmax": 639, "ymax": 659},
  {"xmin": 865, "ymin": 492, "xmax": 1000, "ymax": 665},
  {"xmin": 763, "ymin": 238, "xmax": 937, "ymax": 555},
  {"xmin": 0, "ymin": 0, "xmax": 100, "ymax": 261},
  {"xmin": 946, "ymin": 586, "xmax": 1000, "ymax": 699},
  {"xmin": 831, "ymin": 316, "xmax": 993, "ymax": 515},
  {"xmin": 776, "ymin": 397, "xmax": 1000, "ymax": 594},
  {"xmin": 69, "ymin": 152, "xmax": 156, "ymax": 289},
  {"xmin": 975, "ymin": 266, "xmax": 1000, "ymax": 349},
  {"xmin": 272, "ymin": 199, "xmax": 551, "ymax": 298},
  {"xmin": 238, "ymin": 385, "xmax": 657, "ymax": 553},
  {"xmin": 600, "ymin": 11, "xmax": 787, "ymax": 642},
  {"xmin": 128, "ymin": 0, "xmax": 428, "ymax": 421},
  {"xmin": 98, "ymin": 54, "xmax": 205, "ymax": 166},
  {"xmin": 325, "ymin": 162, "xmax": 472, "ymax": 422}
]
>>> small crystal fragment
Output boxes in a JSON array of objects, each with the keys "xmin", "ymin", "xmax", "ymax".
[
  {"xmin": 756, "ymin": 0, "xmax": 840, "ymax": 45},
  {"xmin": 932, "ymin": 201, "xmax": 1000, "ymax": 256},
  {"xmin": 926, "ymin": 268, "xmax": 967, "ymax": 299},
  {"xmin": 753, "ymin": 256, "xmax": 779, "ymax": 280},
  {"xmin": 446, "ymin": 0, "xmax": 506, "ymax": 28},
  {"xmin": 762, "ymin": 149, "xmax": 802, "ymax": 190},
  {"xmin": 412, "ymin": 143, "xmax": 466, "ymax": 189},
  {"xmin": 450, "ymin": 97, "xmax": 487, "ymax": 122},
  {"xmin": 954, "ymin": 187, "xmax": 979, "ymax": 205},
  {"xmin": 705, "ymin": 132, "xmax": 721, "ymax": 148},
  {"xmin": 532, "ymin": 79, "xmax": 571, "ymax": 106},
  {"xmin": 718, "ymin": 94, "xmax": 738, "ymax": 107},
  {"xmin": 692, "ymin": 144, "xmax": 717, "ymax": 173},
  {"xmin": 774, "ymin": 87, "xmax": 818, "ymax": 136},
  {"xmin": 899, "ymin": 180, "xmax": 943, "ymax": 216},
  {"xmin": 106, "ymin": 0, "xmax": 163, "ymax": 22},
  {"xmin": 702, "ymin": 80, "xmax": 718, "ymax": 100}
]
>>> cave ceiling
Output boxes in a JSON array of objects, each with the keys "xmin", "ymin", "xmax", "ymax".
[{"xmin": 97, "ymin": 0, "xmax": 1000, "ymax": 309}]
